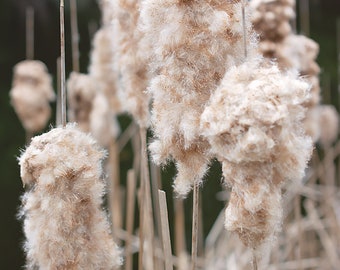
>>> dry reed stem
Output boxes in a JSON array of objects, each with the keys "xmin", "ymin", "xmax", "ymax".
[
  {"xmin": 151, "ymin": 162, "xmax": 163, "ymax": 240},
  {"xmin": 26, "ymin": 6, "xmax": 34, "ymax": 60},
  {"xmin": 109, "ymin": 140, "xmax": 122, "ymax": 241},
  {"xmin": 140, "ymin": 127, "xmax": 155, "ymax": 270},
  {"xmin": 56, "ymin": 57, "xmax": 62, "ymax": 126},
  {"xmin": 138, "ymin": 186, "xmax": 145, "ymax": 270},
  {"xmin": 117, "ymin": 122, "xmax": 138, "ymax": 152},
  {"xmin": 304, "ymin": 199, "xmax": 340, "ymax": 268},
  {"xmin": 294, "ymin": 195, "xmax": 303, "ymax": 270},
  {"xmin": 252, "ymin": 250, "xmax": 258, "ymax": 270},
  {"xmin": 125, "ymin": 169, "xmax": 136, "ymax": 270},
  {"xmin": 299, "ymin": 0, "xmax": 310, "ymax": 36},
  {"xmin": 60, "ymin": 0, "xmax": 66, "ymax": 127},
  {"xmin": 174, "ymin": 199, "xmax": 186, "ymax": 259},
  {"xmin": 158, "ymin": 190, "xmax": 174, "ymax": 270},
  {"xmin": 191, "ymin": 183, "xmax": 200, "ymax": 270},
  {"xmin": 70, "ymin": 0, "xmax": 80, "ymax": 72}
]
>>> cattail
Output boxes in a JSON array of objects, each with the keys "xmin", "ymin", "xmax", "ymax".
[
  {"xmin": 250, "ymin": 0, "xmax": 331, "ymax": 143},
  {"xmin": 67, "ymin": 71, "xmax": 119, "ymax": 147},
  {"xmin": 201, "ymin": 57, "xmax": 312, "ymax": 249},
  {"xmin": 9, "ymin": 60, "xmax": 55, "ymax": 134},
  {"xmin": 318, "ymin": 105, "xmax": 339, "ymax": 147},
  {"xmin": 89, "ymin": 27, "xmax": 122, "ymax": 114},
  {"xmin": 250, "ymin": 0, "xmax": 295, "ymax": 44},
  {"xmin": 112, "ymin": 0, "xmax": 150, "ymax": 127},
  {"xmin": 18, "ymin": 124, "xmax": 122, "ymax": 269},
  {"xmin": 140, "ymin": 0, "xmax": 255, "ymax": 197}
]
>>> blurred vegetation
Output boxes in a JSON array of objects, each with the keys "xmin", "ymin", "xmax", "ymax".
[{"xmin": 0, "ymin": 0, "xmax": 339, "ymax": 268}]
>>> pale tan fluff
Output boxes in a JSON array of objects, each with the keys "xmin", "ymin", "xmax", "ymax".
[
  {"xmin": 201, "ymin": 58, "xmax": 312, "ymax": 248},
  {"xmin": 19, "ymin": 124, "xmax": 122, "ymax": 269},
  {"xmin": 10, "ymin": 60, "xmax": 55, "ymax": 133},
  {"xmin": 112, "ymin": 0, "xmax": 150, "ymax": 127},
  {"xmin": 140, "ymin": 0, "xmax": 256, "ymax": 197}
]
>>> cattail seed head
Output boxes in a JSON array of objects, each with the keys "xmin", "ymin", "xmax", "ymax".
[
  {"xmin": 10, "ymin": 60, "xmax": 55, "ymax": 133},
  {"xmin": 19, "ymin": 124, "xmax": 122, "ymax": 269}
]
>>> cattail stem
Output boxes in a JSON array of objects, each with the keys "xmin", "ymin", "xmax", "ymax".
[
  {"xmin": 125, "ymin": 169, "xmax": 136, "ymax": 270},
  {"xmin": 191, "ymin": 183, "xmax": 200, "ymax": 270},
  {"xmin": 70, "ymin": 0, "xmax": 80, "ymax": 72},
  {"xmin": 299, "ymin": 0, "xmax": 310, "ymax": 36},
  {"xmin": 175, "ymin": 198, "xmax": 186, "ymax": 258},
  {"xmin": 26, "ymin": 6, "xmax": 34, "ymax": 60},
  {"xmin": 109, "ymin": 140, "xmax": 122, "ymax": 240},
  {"xmin": 158, "ymin": 190, "xmax": 174, "ymax": 270},
  {"xmin": 252, "ymin": 250, "xmax": 258, "ymax": 270},
  {"xmin": 56, "ymin": 57, "xmax": 62, "ymax": 126},
  {"xmin": 60, "ymin": 0, "xmax": 66, "ymax": 127},
  {"xmin": 139, "ymin": 127, "xmax": 155, "ymax": 270},
  {"xmin": 294, "ymin": 195, "xmax": 303, "ymax": 270}
]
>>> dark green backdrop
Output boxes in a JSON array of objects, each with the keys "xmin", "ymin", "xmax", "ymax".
[{"xmin": 0, "ymin": 0, "xmax": 339, "ymax": 268}]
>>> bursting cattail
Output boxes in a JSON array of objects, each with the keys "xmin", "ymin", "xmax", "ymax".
[
  {"xmin": 113, "ymin": 0, "xmax": 150, "ymax": 127},
  {"xmin": 9, "ymin": 60, "xmax": 55, "ymax": 134},
  {"xmin": 140, "ymin": 0, "xmax": 255, "ymax": 197},
  {"xmin": 67, "ymin": 72, "xmax": 119, "ymax": 147},
  {"xmin": 201, "ymin": 57, "xmax": 313, "ymax": 249},
  {"xmin": 18, "ymin": 124, "xmax": 122, "ymax": 269},
  {"xmin": 250, "ymin": 0, "xmax": 335, "ymax": 143}
]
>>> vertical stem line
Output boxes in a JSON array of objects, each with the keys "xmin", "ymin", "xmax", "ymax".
[
  {"xmin": 60, "ymin": 0, "xmax": 66, "ymax": 127},
  {"xmin": 26, "ymin": 6, "xmax": 34, "ymax": 60},
  {"xmin": 191, "ymin": 183, "xmax": 200, "ymax": 270}
]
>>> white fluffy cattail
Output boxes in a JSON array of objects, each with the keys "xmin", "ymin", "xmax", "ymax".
[
  {"xmin": 113, "ymin": 0, "xmax": 150, "ymax": 127},
  {"xmin": 89, "ymin": 27, "xmax": 122, "ymax": 114},
  {"xmin": 67, "ymin": 71, "xmax": 119, "ymax": 147},
  {"xmin": 141, "ymin": 0, "xmax": 255, "ymax": 197},
  {"xmin": 318, "ymin": 105, "xmax": 339, "ymax": 147},
  {"xmin": 18, "ymin": 124, "xmax": 122, "ymax": 269},
  {"xmin": 10, "ymin": 60, "xmax": 55, "ymax": 133},
  {"xmin": 250, "ymin": 0, "xmax": 295, "ymax": 43},
  {"xmin": 201, "ymin": 57, "xmax": 312, "ymax": 248}
]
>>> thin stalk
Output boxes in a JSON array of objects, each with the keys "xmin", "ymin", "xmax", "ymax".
[
  {"xmin": 60, "ymin": 0, "xmax": 66, "ymax": 127},
  {"xmin": 294, "ymin": 195, "xmax": 303, "ymax": 270},
  {"xmin": 191, "ymin": 183, "xmax": 200, "ymax": 270},
  {"xmin": 70, "ymin": 0, "xmax": 80, "ymax": 72},
  {"xmin": 174, "ymin": 198, "xmax": 186, "ymax": 257},
  {"xmin": 139, "ymin": 127, "xmax": 155, "ymax": 270},
  {"xmin": 138, "ymin": 186, "xmax": 145, "ymax": 270},
  {"xmin": 125, "ymin": 169, "xmax": 136, "ymax": 270},
  {"xmin": 56, "ymin": 57, "xmax": 62, "ymax": 126},
  {"xmin": 26, "ymin": 6, "xmax": 34, "ymax": 60},
  {"xmin": 158, "ymin": 190, "xmax": 174, "ymax": 270},
  {"xmin": 109, "ymin": 140, "xmax": 122, "ymax": 241},
  {"xmin": 252, "ymin": 250, "xmax": 258, "ymax": 270},
  {"xmin": 299, "ymin": 0, "xmax": 310, "ymax": 36}
]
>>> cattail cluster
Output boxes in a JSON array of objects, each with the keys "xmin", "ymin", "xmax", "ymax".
[
  {"xmin": 112, "ymin": 0, "xmax": 150, "ymax": 127},
  {"xmin": 201, "ymin": 58, "xmax": 313, "ymax": 249},
  {"xmin": 251, "ymin": 0, "xmax": 339, "ymax": 144},
  {"xmin": 67, "ymin": 71, "xmax": 119, "ymax": 147},
  {"xmin": 9, "ymin": 60, "xmax": 55, "ymax": 134},
  {"xmin": 18, "ymin": 124, "xmax": 122, "ymax": 269},
  {"xmin": 250, "ymin": 0, "xmax": 295, "ymax": 57},
  {"xmin": 141, "ymin": 0, "xmax": 255, "ymax": 197}
]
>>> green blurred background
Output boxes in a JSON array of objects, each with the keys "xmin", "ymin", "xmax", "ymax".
[{"xmin": 0, "ymin": 0, "xmax": 339, "ymax": 268}]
